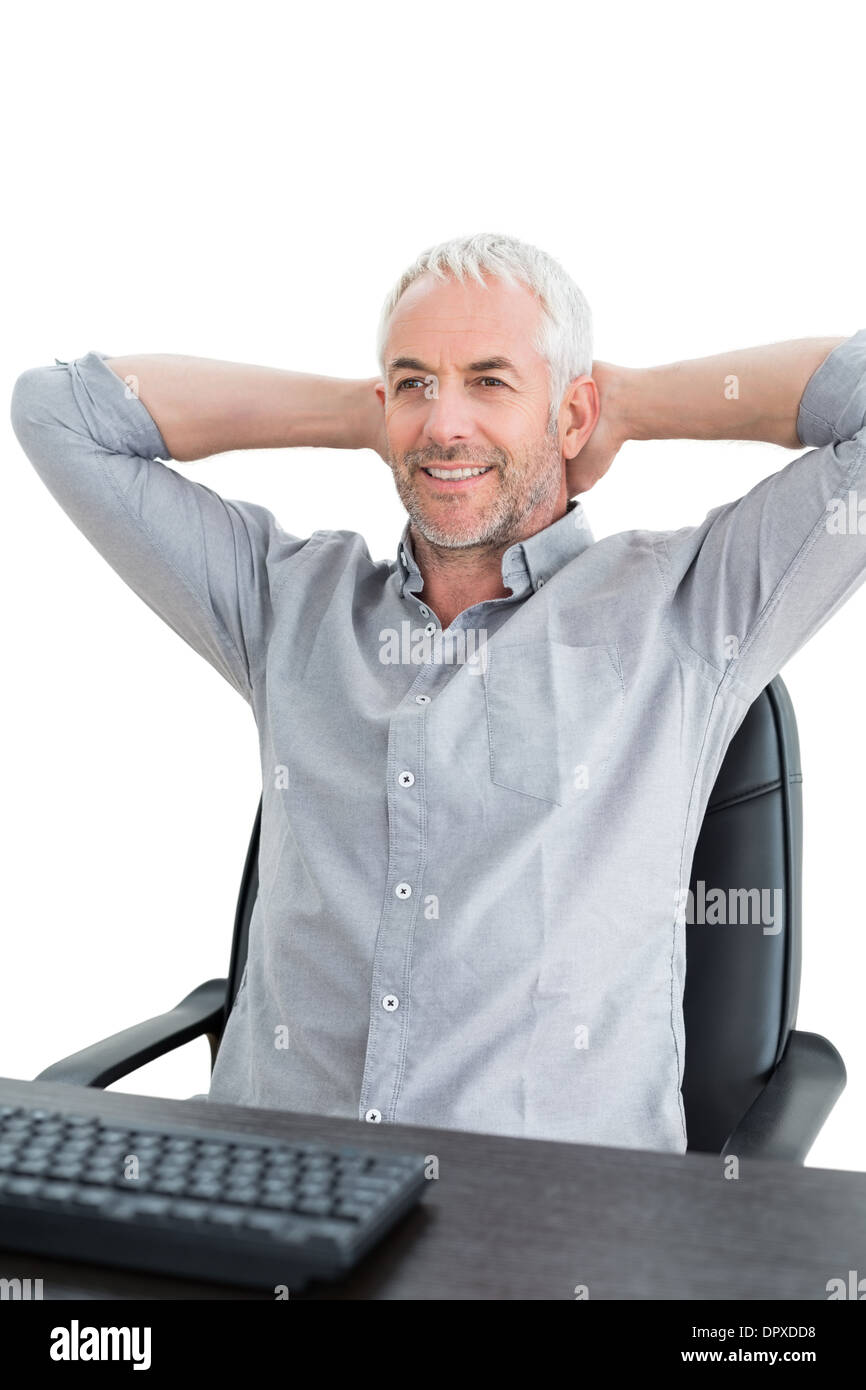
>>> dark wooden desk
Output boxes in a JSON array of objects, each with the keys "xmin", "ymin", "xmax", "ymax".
[{"xmin": 1, "ymin": 1077, "xmax": 863, "ymax": 1300}]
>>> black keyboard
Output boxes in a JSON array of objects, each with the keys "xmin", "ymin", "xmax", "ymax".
[{"xmin": 0, "ymin": 1101, "xmax": 429, "ymax": 1292}]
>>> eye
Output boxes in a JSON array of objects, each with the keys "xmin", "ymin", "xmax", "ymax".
[{"xmin": 395, "ymin": 376, "xmax": 507, "ymax": 392}]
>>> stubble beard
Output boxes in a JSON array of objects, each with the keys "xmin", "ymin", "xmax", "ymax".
[{"xmin": 390, "ymin": 429, "xmax": 564, "ymax": 551}]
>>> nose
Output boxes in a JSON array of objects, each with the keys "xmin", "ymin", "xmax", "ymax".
[{"xmin": 420, "ymin": 383, "xmax": 476, "ymax": 449}]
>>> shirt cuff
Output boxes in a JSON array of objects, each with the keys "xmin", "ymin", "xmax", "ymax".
[
  {"xmin": 796, "ymin": 328, "xmax": 866, "ymax": 448},
  {"xmin": 56, "ymin": 350, "xmax": 173, "ymax": 461}
]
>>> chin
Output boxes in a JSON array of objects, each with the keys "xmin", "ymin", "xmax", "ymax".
[{"xmin": 418, "ymin": 517, "xmax": 495, "ymax": 548}]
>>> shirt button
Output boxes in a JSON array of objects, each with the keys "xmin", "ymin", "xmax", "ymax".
[
  {"xmin": 395, "ymin": 882, "xmax": 412, "ymax": 899},
  {"xmin": 415, "ymin": 694, "xmax": 431, "ymax": 705},
  {"xmin": 418, "ymin": 605, "xmax": 429, "ymax": 617},
  {"xmin": 364, "ymin": 1109, "xmax": 382, "ymax": 1123},
  {"xmin": 535, "ymin": 576, "xmax": 545, "ymax": 590},
  {"xmin": 424, "ymin": 622, "xmax": 437, "ymax": 636},
  {"xmin": 397, "ymin": 770, "xmax": 415, "ymax": 787},
  {"xmin": 400, "ymin": 550, "xmax": 408, "ymax": 568},
  {"xmin": 382, "ymin": 994, "xmax": 399, "ymax": 1011}
]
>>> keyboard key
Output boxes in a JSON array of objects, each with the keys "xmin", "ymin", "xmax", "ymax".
[
  {"xmin": 257, "ymin": 1192, "xmax": 295, "ymax": 1211},
  {"xmin": 207, "ymin": 1204, "xmax": 249, "ymax": 1226},
  {"xmin": 35, "ymin": 1180, "xmax": 76, "ymax": 1203},
  {"xmin": 5, "ymin": 1176, "xmax": 41, "ymax": 1197},
  {"xmin": 169, "ymin": 1199, "xmax": 212, "ymax": 1221},
  {"xmin": 294, "ymin": 1197, "xmax": 334, "ymax": 1217},
  {"xmin": 51, "ymin": 1165, "xmax": 85, "ymax": 1182},
  {"xmin": 335, "ymin": 1200, "xmax": 377, "ymax": 1222},
  {"xmin": 242, "ymin": 1210, "xmax": 288, "ymax": 1233},
  {"xmin": 188, "ymin": 1180, "xmax": 223, "ymax": 1199},
  {"xmin": 153, "ymin": 1177, "xmax": 187, "ymax": 1195},
  {"xmin": 17, "ymin": 1157, "xmax": 52, "ymax": 1175},
  {"xmin": 72, "ymin": 1187, "xmax": 114, "ymax": 1208},
  {"xmin": 128, "ymin": 1194, "xmax": 172, "ymax": 1218}
]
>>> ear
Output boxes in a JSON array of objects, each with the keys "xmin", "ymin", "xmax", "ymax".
[
  {"xmin": 370, "ymin": 379, "xmax": 390, "ymax": 464},
  {"xmin": 561, "ymin": 376, "xmax": 600, "ymax": 461}
]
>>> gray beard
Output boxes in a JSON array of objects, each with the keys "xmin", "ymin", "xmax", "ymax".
[{"xmin": 392, "ymin": 433, "xmax": 563, "ymax": 550}]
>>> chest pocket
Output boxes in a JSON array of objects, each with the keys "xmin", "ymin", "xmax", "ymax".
[{"xmin": 482, "ymin": 639, "xmax": 624, "ymax": 805}]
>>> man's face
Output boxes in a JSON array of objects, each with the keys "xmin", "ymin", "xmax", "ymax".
[{"xmin": 379, "ymin": 272, "xmax": 568, "ymax": 549}]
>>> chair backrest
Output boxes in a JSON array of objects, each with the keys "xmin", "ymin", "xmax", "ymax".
[
  {"xmin": 222, "ymin": 676, "xmax": 804, "ymax": 1156},
  {"xmin": 225, "ymin": 796, "xmax": 261, "ymax": 1016},
  {"xmin": 681, "ymin": 676, "xmax": 803, "ymax": 1151}
]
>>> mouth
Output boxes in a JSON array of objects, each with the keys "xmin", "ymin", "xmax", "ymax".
[{"xmin": 418, "ymin": 465, "xmax": 496, "ymax": 490}]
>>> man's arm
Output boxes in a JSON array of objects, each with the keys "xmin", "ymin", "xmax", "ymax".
[
  {"xmin": 620, "ymin": 328, "xmax": 866, "ymax": 698},
  {"xmin": 102, "ymin": 353, "xmax": 383, "ymax": 462},
  {"xmin": 610, "ymin": 336, "xmax": 849, "ymax": 449},
  {"xmin": 9, "ymin": 351, "xmax": 381, "ymax": 701},
  {"xmin": 567, "ymin": 338, "xmax": 849, "ymax": 495}
]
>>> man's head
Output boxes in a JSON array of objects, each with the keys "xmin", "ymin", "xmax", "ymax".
[{"xmin": 375, "ymin": 233, "xmax": 598, "ymax": 552}]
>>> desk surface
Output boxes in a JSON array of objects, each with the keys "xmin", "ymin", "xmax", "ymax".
[{"xmin": 1, "ymin": 1077, "xmax": 863, "ymax": 1300}]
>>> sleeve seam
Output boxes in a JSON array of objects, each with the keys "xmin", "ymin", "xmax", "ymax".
[
  {"xmin": 798, "ymin": 401, "xmax": 835, "ymax": 442},
  {"xmin": 270, "ymin": 528, "xmax": 329, "ymax": 602},
  {"xmin": 92, "ymin": 445, "xmax": 254, "ymax": 702},
  {"xmin": 722, "ymin": 429, "xmax": 866, "ymax": 696},
  {"xmin": 652, "ymin": 534, "xmax": 729, "ymax": 678}
]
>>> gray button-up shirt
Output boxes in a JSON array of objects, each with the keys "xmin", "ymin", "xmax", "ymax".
[{"xmin": 11, "ymin": 332, "xmax": 866, "ymax": 1153}]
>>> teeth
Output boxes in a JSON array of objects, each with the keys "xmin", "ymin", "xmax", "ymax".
[{"xmin": 424, "ymin": 466, "xmax": 492, "ymax": 480}]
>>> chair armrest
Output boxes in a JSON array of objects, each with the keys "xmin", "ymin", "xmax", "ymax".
[
  {"xmin": 33, "ymin": 979, "xmax": 227, "ymax": 1089},
  {"xmin": 721, "ymin": 1029, "xmax": 847, "ymax": 1164}
]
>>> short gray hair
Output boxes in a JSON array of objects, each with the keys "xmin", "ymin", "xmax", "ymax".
[{"xmin": 376, "ymin": 231, "xmax": 593, "ymax": 434}]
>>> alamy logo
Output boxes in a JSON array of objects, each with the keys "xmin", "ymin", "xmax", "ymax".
[
  {"xmin": 379, "ymin": 622, "xmax": 488, "ymax": 670},
  {"xmin": 826, "ymin": 490, "xmax": 866, "ymax": 534},
  {"xmin": 674, "ymin": 881, "xmax": 783, "ymax": 935},
  {"xmin": 0, "ymin": 1277, "xmax": 43, "ymax": 1299},
  {"xmin": 826, "ymin": 1269, "xmax": 866, "ymax": 1299},
  {"xmin": 49, "ymin": 1320, "xmax": 151, "ymax": 1370}
]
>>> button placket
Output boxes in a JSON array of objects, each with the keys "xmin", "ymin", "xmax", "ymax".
[{"xmin": 358, "ymin": 685, "xmax": 426, "ymax": 1125}]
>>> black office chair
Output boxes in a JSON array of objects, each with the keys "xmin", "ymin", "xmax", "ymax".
[{"xmin": 35, "ymin": 675, "xmax": 846, "ymax": 1163}]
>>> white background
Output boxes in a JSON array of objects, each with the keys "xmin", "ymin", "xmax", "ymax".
[{"xmin": 3, "ymin": 0, "xmax": 864, "ymax": 1172}]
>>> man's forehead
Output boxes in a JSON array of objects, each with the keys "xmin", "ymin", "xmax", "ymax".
[
  {"xmin": 385, "ymin": 272, "xmax": 542, "ymax": 372},
  {"xmin": 394, "ymin": 268, "xmax": 539, "ymax": 326}
]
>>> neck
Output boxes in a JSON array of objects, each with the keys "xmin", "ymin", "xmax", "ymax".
[
  {"xmin": 409, "ymin": 531, "xmax": 510, "ymax": 629},
  {"xmin": 409, "ymin": 499, "xmax": 568, "ymax": 629}
]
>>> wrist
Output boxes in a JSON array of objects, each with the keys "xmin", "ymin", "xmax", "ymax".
[
  {"xmin": 597, "ymin": 362, "xmax": 643, "ymax": 446},
  {"xmin": 318, "ymin": 377, "xmax": 368, "ymax": 451},
  {"xmin": 614, "ymin": 364, "xmax": 661, "ymax": 444},
  {"xmin": 350, "ymin": 376, "xmax": 387, "ymax": 456}
]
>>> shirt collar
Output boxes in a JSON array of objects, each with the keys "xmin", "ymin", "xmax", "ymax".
[{"xmin": 395, "ymin": 498, "xmax": 595, "ymax": 601}]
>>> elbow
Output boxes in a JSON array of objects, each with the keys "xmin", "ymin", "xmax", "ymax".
[{"xmin": 10, "ymin": 365, "xmax": 53, "ymax": 450}]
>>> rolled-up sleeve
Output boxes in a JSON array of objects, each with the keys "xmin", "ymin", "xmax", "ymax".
[
  {"xmin": 658, "ymin": 328, "xmax": 866, "ymax": 699},
  {"xmin": 10, "ymin": 350, "xmax": 286, "ymax": 703}
]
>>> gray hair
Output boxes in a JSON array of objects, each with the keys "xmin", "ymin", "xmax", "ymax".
[{"xmin": 375, "ymin": 231, "xmax": 593, "ymax": 434}]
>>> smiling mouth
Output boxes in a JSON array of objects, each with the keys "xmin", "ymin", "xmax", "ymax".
[{"xmin": 421, "ymin": 465, "xmax": 494, "ymax": 480}]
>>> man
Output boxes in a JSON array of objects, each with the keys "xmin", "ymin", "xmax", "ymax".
[{"xmin": 10, "ymin": 232, "xmax": 865, "ymax": 1154}]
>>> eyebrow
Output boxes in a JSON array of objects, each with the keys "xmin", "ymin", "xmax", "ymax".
[{"xmin": 386, "ymin": 355, "xmax": 526, "ymax": 383}]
